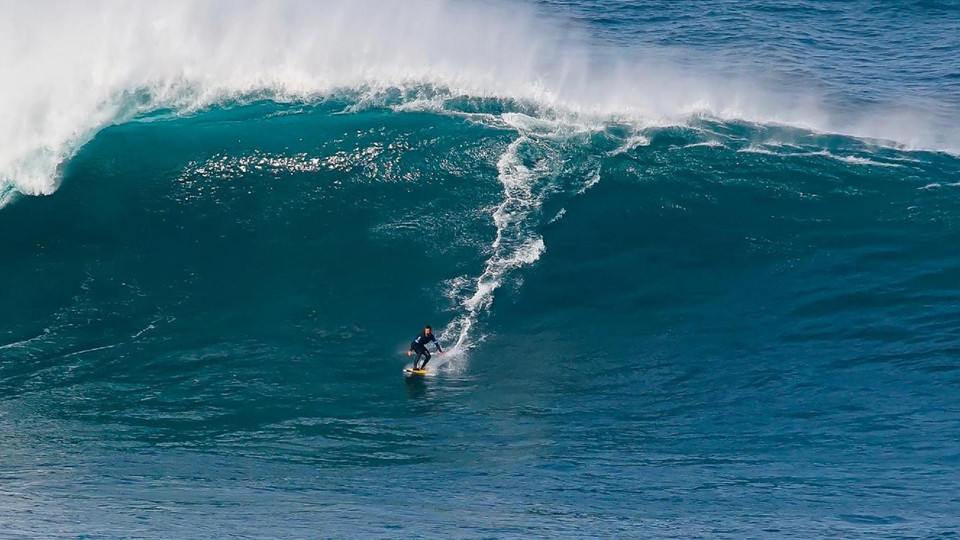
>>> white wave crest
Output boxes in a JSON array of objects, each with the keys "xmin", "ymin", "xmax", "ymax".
[{"xmin": 4, "ymin": 0, "xmax": 954, "ymax": 203}]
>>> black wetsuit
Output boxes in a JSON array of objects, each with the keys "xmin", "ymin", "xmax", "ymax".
[{"xmin": 410, "ymin": 331, "xmax": 443, "ymax": 369}]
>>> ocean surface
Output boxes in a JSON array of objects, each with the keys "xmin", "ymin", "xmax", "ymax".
[{"xmin": 2, "ymin": 1, "xmax": 960, "ymax": 537}]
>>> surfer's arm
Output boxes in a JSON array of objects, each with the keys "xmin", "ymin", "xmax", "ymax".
[{"xmin": 433, "ymin": 338, "xmax": 443, "ymax": 353}]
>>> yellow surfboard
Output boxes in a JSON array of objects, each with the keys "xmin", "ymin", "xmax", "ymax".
[{"xmin": 403, "ymin": 368, "xmax": 427, "ymax": 376}]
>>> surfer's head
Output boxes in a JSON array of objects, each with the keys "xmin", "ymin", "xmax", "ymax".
[{"xmin": 424, "ymin": 325, "xmax": 432, "ymax": 334}]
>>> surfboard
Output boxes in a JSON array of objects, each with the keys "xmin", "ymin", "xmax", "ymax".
[{"xmin": 403, "ymin": 368, "xmax": 427, "ymax": 376}]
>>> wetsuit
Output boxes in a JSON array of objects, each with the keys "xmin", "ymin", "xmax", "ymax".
[{"xmin": 410, "ymin": 331, "xmax": 443, "ymax": 369}]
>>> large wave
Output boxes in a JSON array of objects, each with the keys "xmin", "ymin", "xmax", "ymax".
[{"xmin": 3, "ymin": 0, "xmax": 956, "ymax": 204}]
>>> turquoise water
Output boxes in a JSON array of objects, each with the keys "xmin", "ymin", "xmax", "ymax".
[{"xmin": 2, "ymin": 1, "xmax": 960, "ymax": 537}]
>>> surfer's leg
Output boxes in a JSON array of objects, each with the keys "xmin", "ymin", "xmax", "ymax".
[
  {"xmin": 413, "ymin": 344, "xmax": 428, "ymax": 369},
  {"xmin": 419, "ymin": 350, "xmax": 432, "ymax": 369}
]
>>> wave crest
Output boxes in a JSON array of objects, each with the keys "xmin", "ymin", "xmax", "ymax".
[{"xmin": 1, "ymin": 0, "xmax": 956, "ymax": 203}]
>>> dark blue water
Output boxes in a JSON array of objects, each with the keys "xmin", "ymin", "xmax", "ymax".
[{"xmin": 2, "ymin": 1, "xmax": 960, "ymax": 537}]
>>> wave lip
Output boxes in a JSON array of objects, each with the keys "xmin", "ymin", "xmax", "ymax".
[{"xmin": 4, "ymin": 0, "xmax": 958, "ymax": 200}]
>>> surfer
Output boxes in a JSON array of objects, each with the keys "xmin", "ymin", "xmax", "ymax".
[{"xmin": 407, "ymin": 325, "xmax": 443, "ymax": 370}]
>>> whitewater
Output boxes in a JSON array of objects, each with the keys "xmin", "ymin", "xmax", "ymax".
[{"xmin": 2, "ymin": 0, "xmax": 958, "ymax": 201}]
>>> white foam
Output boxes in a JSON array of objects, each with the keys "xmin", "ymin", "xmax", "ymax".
[
  {"xmin": 737, "ymin": 145, "xmax": 779, "ymax": 155},
  {"xmin": 681, "ymin": 141, "xmax": 725, "ymax": 149},
  {"xmin": 577, "ymin": 170, "xmax": 602, "ymax": 195},
  {"xmin": 3, "ymin": 0, "xmax": 955, "ymax": 201},
  {"xmin": 734, "ymin": 146, "xmax": 906, "ymax": 168},
  {"xmin": 434, "ymin": 114, "xmax": 606, "ymax": 372},
  {"xmin": 820, "ymin": 153, "xmax": 904, "ymax": 168},
  {"xmin": 607, "ymin": 133, "xmax": 651, "ymax": 157},
  {"xmin": 436, "ymin": 133, "xmax": 559, "ymax": 369}
]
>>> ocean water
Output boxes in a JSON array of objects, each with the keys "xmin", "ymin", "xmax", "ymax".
[{"xmin": 2, "ymin": 1, "xmax": 960, "ymax": 537}]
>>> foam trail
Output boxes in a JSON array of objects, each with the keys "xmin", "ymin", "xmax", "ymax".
[
  {"xmin": 436, "ymin": 118, "xmax": 608, "ymax": 372},
  {"xmin": 437, "ymin": 136, "xmax": 546, "ymax": 369}
]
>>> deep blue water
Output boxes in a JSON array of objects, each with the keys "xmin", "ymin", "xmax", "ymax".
[{"xmin": 2, "ymin": 1, "xmax": 960, "ymax": 537}]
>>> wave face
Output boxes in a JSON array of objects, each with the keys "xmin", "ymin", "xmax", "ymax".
[{"xmin": 2, "ymin": 1, "xmax": 960, "ymax": 537}]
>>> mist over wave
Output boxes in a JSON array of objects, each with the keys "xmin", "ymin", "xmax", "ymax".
[{"xmin": 3, "ymin": 0, "xmax": 957, "ymax": 202}]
